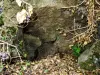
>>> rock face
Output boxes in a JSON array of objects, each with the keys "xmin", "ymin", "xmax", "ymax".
[
  {"xmin": 22, "ymin": 7, "xmax": 75, "ymax": 59},
  {"xmin": 4, "ymin": 0, "xmax": 87, "ymax": 60},
  {"xmin": 78, "ymin": 40, "xmax": 100, "ymax": 70},
  {"xmin": 4, "ymin": 0, "xmax": 78, "ymax": 27},
  {"xmin": 21, "ymin": 0, "xmax": 78, "ymax": 8}
]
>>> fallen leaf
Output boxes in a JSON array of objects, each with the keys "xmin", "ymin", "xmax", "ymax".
[
  {"xmin": 16, "ymin": 9, "xmax": 27, "ymax": 24},
  {"xmin": 16, "ymin": 0, "xmax": 22, "ymax": 7}
]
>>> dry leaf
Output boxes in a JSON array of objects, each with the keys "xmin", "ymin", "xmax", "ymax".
[
  {"xmin": 16, "ymin": 9, "xmax": 27, "ymax": 24},
  {"xmin": 98, "ymin": 17, "xmax": 100, "ymax": 20},
  {"xmin": 83, "ymin": 41, "xmax": 88, "ymax": 46},
  {"xmin": 16, "ymin": 0, "xmax": 22, "ymax": 7},
  {"xmin": 69, "ymin": 45, "xmax": 73, "ymax": 49}
]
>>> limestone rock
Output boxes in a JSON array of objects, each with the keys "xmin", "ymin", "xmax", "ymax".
[
  {"xmin": 78, "ymin": 48, "xmax": 93, "ymax": 64},
  {"xmin": 78, "ymin": 40, "xmax": 100, "ymax": 70}
]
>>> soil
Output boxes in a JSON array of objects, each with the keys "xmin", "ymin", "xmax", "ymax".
[{"xmin": 1, "ymin": 53, "xmax": 100, "ymax": 75}]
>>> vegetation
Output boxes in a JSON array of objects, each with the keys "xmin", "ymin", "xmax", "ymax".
[{"xmin": 71, "ymin": 43, "xmax": 81, "ymax": 57}]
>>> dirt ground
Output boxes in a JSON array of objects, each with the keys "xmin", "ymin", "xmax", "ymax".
[{"xmin": 0, "ymin": 53, "xmax": 99, "ymax": 75}]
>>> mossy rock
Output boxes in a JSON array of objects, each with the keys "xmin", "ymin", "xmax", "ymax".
[
  {"xmin": 78, "ymin": 40, "xmax": 100, "ymax": 70},
  {"xmin": 79, "ymin": 57, "xmax": 96, "ymax": 71}
]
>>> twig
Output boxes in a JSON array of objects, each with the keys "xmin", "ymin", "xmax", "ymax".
[
  {"xmin": 95, "ymin": 0, "xmax": 100, "ymax": 6},
  {"xmin": 65, "ymin": 25, "xmax": 89, "ymax": 33},
  {"xmin": 11, "ymin": 56, "xmax": 22, "ymax": 59},
  {"xmin": 22, "ymin": 0, "xmax": 32, "ymax": 6},
  {"xmin": 0, "ymin": 40, "xmax": 23, "ymax": 63},
  {"xmin": 61, "ymin": 0, "xmax": 86, "ymax": 9},
  {"xmin": 66, "ymin": 30, "xmax": 88, "ymax": 42},
  {"xmin": 15, "ymin": 47, "xmax": 23, "ymax": 63}
]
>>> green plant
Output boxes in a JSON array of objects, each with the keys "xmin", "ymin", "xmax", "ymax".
[
  {"xmin": 7, "ymin": 27, "xmax": 17, "ymax": 35},
  {"xmin": 19, "ymin": 71, "xmax": 23, "ymax": 75},
  {"xmin": 1, "ymin": 36, "xmax": 6, "ymax": 41},
  {"xmin": 19, "ymin": 61, "xmax": 30, "ymax": 75},
  {"xmin": 19, "ymin": 40, "xmax": 23, "ymax": 49},
  {"xmin": 0, "ymin": 64, "xmax": 3, "ymax": 72},
  {"xmin": 71, "ymin": 43, "xmax": 81, "ymax": 57}
]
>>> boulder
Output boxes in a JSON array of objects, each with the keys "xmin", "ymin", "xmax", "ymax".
[{"xmin": 78, "ymin": 40, "xmax": 100, "ymax": 70}]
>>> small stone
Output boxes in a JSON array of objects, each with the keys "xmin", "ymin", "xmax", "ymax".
[
  {"xmin": 56, "ymin": 28, "xmax": 61, "ymax": 31},
  {"xmin": 76, "ymin": 70, "xmax": 81, "ymax": 73},
  {"xmin": 62, "ymin": 33, "xmax": 67, "ymax": 37},
  {"xmin": 59, "ymin": 31, "xmax": 64, "ymax": 34},
  {"xmin": 83, "ymin": 41, "xmax": 88, "ymax": 45}
]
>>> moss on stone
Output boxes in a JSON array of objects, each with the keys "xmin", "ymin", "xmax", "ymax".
[{"xmin": 80, "ymin": 57, "xmax": 96, "ymax": 71}]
